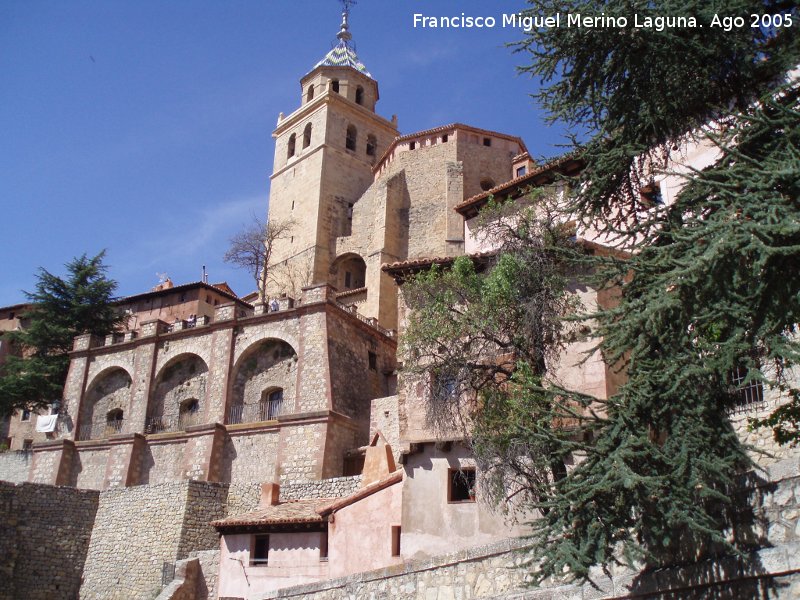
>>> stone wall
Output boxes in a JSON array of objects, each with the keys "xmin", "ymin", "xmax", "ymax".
[
  {"xmin": 0, "ymin": 449, "xmax": 32, "ymax": 483},
  {"xmin": 0, "ymin": 481, "xmax": 99, "ymax": 600},
  {"xmin": 263, "ymin": 537, "xmax": 800, "ymax": 600},
  {"xmin": 80, "ymin": 480, "xmax": 227, "ymax": 600},
  {"xmin": 223, "ymin": 428, "xmax": 280, "ymax": 486},
  {"xmin": 280, "ymin": 474, "xmax": 362, "ymax": 501}
]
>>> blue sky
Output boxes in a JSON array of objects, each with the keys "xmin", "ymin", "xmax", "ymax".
[{"xmin": 0, "ymin": 0, "xmax": 569, "ymax": 305}]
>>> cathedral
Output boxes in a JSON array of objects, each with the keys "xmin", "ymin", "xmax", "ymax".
[{"xmin": 1, "ymin": 7, "xmax": 798, "ymax": 600}]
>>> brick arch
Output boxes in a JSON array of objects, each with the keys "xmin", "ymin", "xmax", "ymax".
[
  {"xmin": 147, "ymin": 353, "xmax": 209, "ymax": 432},
  {"xmin": 80, "ymin": 367, "xmax": 133, "ymax": 440},
  {"xmin": 226, "ymin": 338, "xmax": 298, "ymax": 424}
]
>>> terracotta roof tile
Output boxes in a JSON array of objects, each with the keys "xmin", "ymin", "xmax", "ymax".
[
  {"xmin": 211, "ymin": 498, "xmax": 332, "ymax": 529},
  {"xmin": 454, "ymin": 154, "xmax": 584, "ymax": 218}
]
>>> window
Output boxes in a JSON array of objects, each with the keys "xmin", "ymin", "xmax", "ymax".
[
  {"xmin": 516, "ymin": 166, "xmax": 527, "ymax": 177},
  {"xmin": 409, "ymin": 141, "xmax": 416, "ymax": 150},
  {"xmin": 366, "ymin": 134, "xmax": 377, "ymax": 156},
  {"xmin": 307, "ymin": 85, "xmax": 314, "ymax": 102},
  {"xmin": 106, "ymin": 409, "xmax": 124, "ymax": 435},
  {"xmin": 346, "ymin": 125, "xmax": 357, "ymax": 151},
  {"xmin": 8, "ymin": 312, "xmax": 14, "ymax": 320},
  {"xmin": 640, "ymin": 182, "xmax": 663, "ymax": 206},
  {"xmin": 479, "ymin": 178, "xmax": 495, "ymax": 192},
  {"xmin": 287, "ymin": 133, "xmax": 296, "ymax": 158},
  {"xmin": 331, "ymin": 79, "xmax": 339, "ymax": 93},
  {"xmin": 251, "ymin": 534, "xmax": 270, "ymax": 566},
  {"xmin": 179, "ymin": 399, "xmax": 200, "ymax": 428},
  {"xmin": 355, "ymin": 85, "xmax": 364, "ymax": 105},
  {"xmin": 391, "ymin": 526, "xmax": 401, "ymax": 556},
  {"xmin": 730, "ymin": 365, "xmax": 765, "ymax": 414},
  {"xmin": 483, "ymin": 137, "xmax": 492, "ymax": 147},
  {"xmin": 368, "ymin": 351, "xmax": 377, "ymax": 371},
  {"xmin": 261, "ymin": 389, "xmax": 284, "ymax": 420},
  {"xmin": 22, "ymin": 439, "xmax": 33, "ymax": 453},
  {"xmin": 21, "ymin": 408, "xmax": 30, "ymax": 422},
  {"xmin": 303, "ymin": 123, "xmax": 312, "ymax": 149},
  {"xmin": 320, "ymin": 532, "xmax": 328, "ymax": 561},
  {"xmin": 448, "ymin": 468, "xmax": 476, "ymax": 502},
  {"xmin": 441, "ymin": 134, "xmax": 448, "ymax": 143}
]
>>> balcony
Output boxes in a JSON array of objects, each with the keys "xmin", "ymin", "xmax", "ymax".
[
  {"xmin": 144, "ymin": 412, "xmax": 201, "ymax": 434},
  {"xmin": 76, "ymin": 418, "xmax": 124, "ymax": 441},
  {"xmin": 227, "ymin": 399, "xmax": 283, "ymax": 425}
]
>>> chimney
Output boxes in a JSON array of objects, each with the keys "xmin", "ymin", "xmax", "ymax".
[{"xmin": 259, "ymin": 482, "xmax": 280, "ymax": 507}]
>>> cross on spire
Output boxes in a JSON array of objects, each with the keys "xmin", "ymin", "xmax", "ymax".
[{"xmin": 339, "ymin": 0, "xmax": 356, "ymax": 17}]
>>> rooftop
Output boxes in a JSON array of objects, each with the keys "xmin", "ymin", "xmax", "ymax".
[
  {"xmin": 311, "ymin": 9, "xmax": 371, "ymax": 78},
  {"xmin": 211, "ymin": 498, "xmax": 331, "ymax": 530}
]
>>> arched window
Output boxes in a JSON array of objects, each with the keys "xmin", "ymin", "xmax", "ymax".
[
  {"xmin": 355, "ymin": 85, "xmax": 364, "ymax": 105},
  {"xmin": 366, "ymin": 134, "xmax": 377, "ymax": 157},
  {"xmin": 331, "ymin": 79, "xmax": 340, "ymax": 93},
  {"xmin": 303, "ymin": 123, "xmax": 312, "ymax": 149},
  {"xmin": 480, "ymin": 178, "xmax": 495, "ymax": 191},
  {"xmin": 287, "ymin": 134, "xmax": 296, "ymax": 158},
  {"xmin": 346, "ymin": 125, "xmax": 357, "ymax": 151},
  {"xmin": 260, "ymin": 388, "xmax": 284, "ymax": 420},
  {"xmin": 106, "ymin": 409, "xmax": 124, "ymax": 434},
  {"xmin": 306, "ymin": 85, "xmax": 314, "ymax": 102},
  {"xmin": 178, "ymin": 398, "xmax": 200, "ymax": 429}
]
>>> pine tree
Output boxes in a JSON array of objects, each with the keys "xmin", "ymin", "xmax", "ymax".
[
  {"xmin": 0, "ymin": 252, "xmax": 122, "ymax": 416},
  {"xmin": 404, "ymin": 0, "xmax": 800, "ymax": 585},
  {"xmin": 511, "ymin": 0, "xmax": 800, "ymax": 582}
]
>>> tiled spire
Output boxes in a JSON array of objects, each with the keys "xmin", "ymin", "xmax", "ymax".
[{"xmin": 312, "ymin": 1, "xmax": 372, "ymax": 78}]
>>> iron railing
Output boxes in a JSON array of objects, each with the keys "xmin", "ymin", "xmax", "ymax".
[
  {"xmin": 227, "ymin": 399, "xmax": 283, "ymax": 425},
  {"xmin": 144, "ymin": 412, "xmax": 201, "ymax": 434}
]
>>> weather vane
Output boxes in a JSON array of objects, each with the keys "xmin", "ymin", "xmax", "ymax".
[{"xmin": 339, "ymin": 0, "xmax": 356, "ymax": 17}]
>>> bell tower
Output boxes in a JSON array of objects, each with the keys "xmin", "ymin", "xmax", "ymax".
[{"xmin": 266, "ymin": 2, "xmax": 399, "ymax": 299}]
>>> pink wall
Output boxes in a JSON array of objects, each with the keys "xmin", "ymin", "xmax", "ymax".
[
  {"xmin": 327, "ymin": 479, "xmax": 403, "ymax": 578},
  {"xmin": 217, "ymin": 531, "xmax": 328, "ymax": 599}
]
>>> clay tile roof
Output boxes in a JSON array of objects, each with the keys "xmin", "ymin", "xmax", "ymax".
[
  {"xmin": 382, "ymin": 252, "xmax": 497, "ymax": 283},
  {"xmin": 454, "ymin": 154, "xmax": 584, "ymax": 219},
  {"xmin": 210, "ymin": 498, "xmax": 332, "ymax": 529},
  {"xmin": 316, "ymin": 470, "xmax": 403, "ymax": 517},
  {"xmin": 118, "ymin": 281, "xmax": 251, "ymax": 308},
  {"xmin": 335, "ymin": 286, "xmax": 367, "ymax": 299}
]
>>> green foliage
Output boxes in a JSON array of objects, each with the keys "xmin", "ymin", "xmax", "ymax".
[
  {"xmin": 0, "ymin": 252, "xmax": 122, "ymax": 416},
  {"xmin": 403, "ymin": 0, "xmax": 800, "ymax": 585},
  {"xmin": 503, "ymin": 0, "xmax": 800, "ymax": 584}
]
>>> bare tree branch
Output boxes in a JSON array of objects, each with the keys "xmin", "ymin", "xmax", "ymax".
[{"xmin": 223, "ymin": 214, "xmax": 295, "ymax": 303}]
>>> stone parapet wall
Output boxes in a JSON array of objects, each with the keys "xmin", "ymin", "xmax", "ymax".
[
  {"xmin": 280, "ymin": 474, "xmax": 362, "ymax": 501},
  {"xmin": 80, "ymin": 481, "xmax": 227, "ymax": 599},
  {"xmin": 0, "ymin": 481, "xmax": 99, "ymax": 600},
  {"xmin": 0, "ymin": 450, "xmax": 32, "ymax": 483},
  {"xmin": 263, "ymin": 538, "xmax": 800, "ymax": 600}
]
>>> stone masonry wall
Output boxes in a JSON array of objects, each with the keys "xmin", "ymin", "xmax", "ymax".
[
  {"xmin": 280, "ymin": 474, "xmax": 362, "ymax": 501},
  {"xmin": 0, "ymin": 449, "xmax": 33, "ymax": 483},
  {"xmin": 0, "ymin": 481, "xmax": 99, "ymax": 600},
  {"xmin": 81, "ymin": 482, "xmax": 190, "ymax": 600},
  {"xmin": 223, "ymin": 428, "xmax": 280, "ymax": 486}
]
